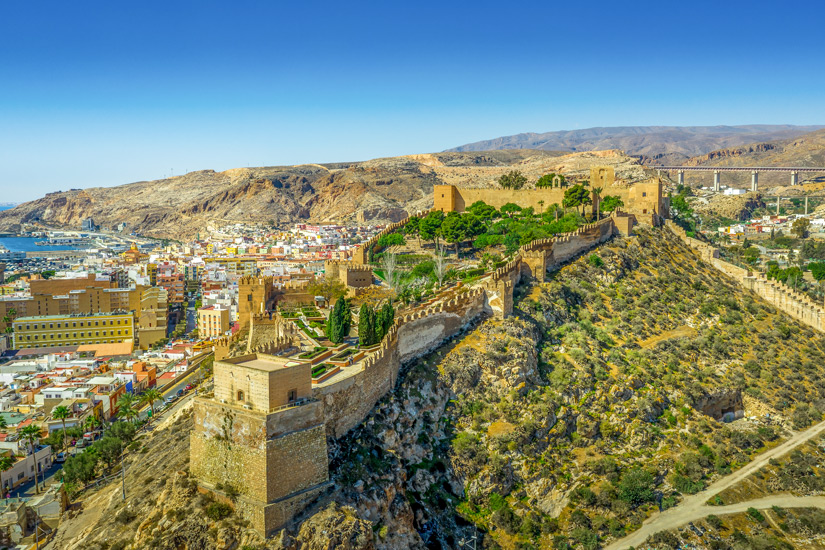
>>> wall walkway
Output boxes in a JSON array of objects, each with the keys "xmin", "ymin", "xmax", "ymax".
[{"xmin": 666, "ymin": 221, "xmax": 824, "ymax": 333}]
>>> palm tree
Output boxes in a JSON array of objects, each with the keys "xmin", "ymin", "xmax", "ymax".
[
  {"xmin": 0, "ymin": 456, "xmax": 13, "ymax": 495},
  {"xmin": 19, "ymin": 424, "xmax": 43, "ymax": 494},
  {"xmin": 3, "ymin": 308, "xmax": 17, "ymax": 335},
  {"xmin": 592, "ymin": 187, "xmax": 603, "ymax": 220},
  {"xmin": 84, "ymin": 415, "xmax": 102, "ymax": 436},
  {"xmin": 538, "ymin": 200, "xmax": 545, "ymax": 215},
  {"xmin": 116, "ymin": 393, "xmax": 139, "ymax": 424},
  {"xmin": 51, "ymin": 406, "xmax": 71, "ymax": 451},
  {"xmin": 139, "ymin": 388, "xmax": 162, "ymax": 422},
  {"xmin": 0, "ymin": 416, "xmax": 7, "ymax": 432}
]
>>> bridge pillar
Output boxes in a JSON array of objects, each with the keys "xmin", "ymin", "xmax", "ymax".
[
  {"xmin": 806, "ymin": 196, "xmax": 809, "ymax": 215},
  {"xmin": 751, "ymin": 171, "xmax": 759, "ymax": 192},
  {"xmin": 776, "ymin": 196, "xmax": 780, "ymax": 216},
  {"xmin": 677, "ymin": 171, "xmax": 684, "ymax": 186},
  {"xmin": 713, "ymin": 170, "xmax": 721, "ymax": 192},
  {"xmin": 791, "ymin": 171, "xmax": 799, "ymax": 186}
]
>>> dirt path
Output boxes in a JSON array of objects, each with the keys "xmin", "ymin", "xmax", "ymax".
[{"xmin": 606, "ymin": 418, "xmax": 825, "ymax": 549}]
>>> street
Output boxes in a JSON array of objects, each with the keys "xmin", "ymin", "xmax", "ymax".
[{"xmin": 138, "ymin": 366, "xmax": 207, "ymax": 421}]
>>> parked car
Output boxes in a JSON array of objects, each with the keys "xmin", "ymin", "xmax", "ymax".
[
  {"xmin": 165, "ymin": 395, "xmax": 178, "ymax": 405},
  {"xmin": 55, "ymin": 452, "xmax": 67, "ymax": 463},
  {"xmin": 184, "ymin": 384, "xmax": 193, "ymax": 391},
  {"xmin": 176, "ymin": 389, "xmax": 184, "ymax": 397},
  {"xmin": 75, "ymin": 439, "xmax": 89, "ymax": 449}
]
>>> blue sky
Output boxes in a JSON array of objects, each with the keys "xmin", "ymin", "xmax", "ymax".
[{"xmin": 1, "ymin": 0, "xmax": 824, "ymax": 202}]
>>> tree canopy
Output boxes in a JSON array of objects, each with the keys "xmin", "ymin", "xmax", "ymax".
[
  {"xmin": 600, "ymin": 195, "xmax": 624, "ymax": 213},
  {"xmin": 497, "ymin": 170, "xmax": 527, "ymax": 190},
  {"xmin": 327, "ymin": 297, "xmax": 351, "ymax": 344},
  {"xmin": 307, "ymin": 277, "xmax": 347, "ymax": 304},
  {"xmin": 792, "ymin": 218, "xmax": 811, "ymax": 239},
  {"xmin": 562, "ymin": 185, "xmax": 592, "ymax": 215}
]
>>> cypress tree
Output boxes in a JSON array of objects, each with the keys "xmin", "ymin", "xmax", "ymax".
[
  {"xmin": 358, "ymin": 304, "xmax": 376, "ymax": 346},
  {"xmin": 376, "ymin": 302, "xmax": 395, "ymax": 340},
  {"xmin": 341, "ymin": 298, "xmax": 352, "ymax": 339},
  {"xmin": 328, "ymin": 297, "xmax": 347, "ymax": 344}
]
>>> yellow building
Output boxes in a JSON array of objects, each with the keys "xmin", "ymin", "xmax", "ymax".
[
  {"xmin": 13, "ymin": 312, "xmax": 134, "ymax": 349},
  {"xmin": 146, "ymin": 263, "xmax": 158, "ymax": 286},
  {"xmin": 137, "ymin": 286, "xmax": 168, "ymax": 349},
  {"xmin": 211, "ymin": 257, "xmax": 257, "ymax": 276},
  {"xmin": 197, "ymin": 306, "xmax": 230, "ymax": 339}
]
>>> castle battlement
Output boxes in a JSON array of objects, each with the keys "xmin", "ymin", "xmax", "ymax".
[{"xmin": 194, "ymin": 213, "xmax": 635, "ymax": 538}]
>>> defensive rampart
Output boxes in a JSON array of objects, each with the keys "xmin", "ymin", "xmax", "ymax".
[
  {"xmin": 313, "ymin": 286, "xmax": 488, "ymax": 438},
  {"xmin": 194, "ymin": 211, "xmax": 643, "ymax": 535},
  {"xmin": 666, "ymin": 221, "xmax": 825, "ymax": 333},
  {"xmin": 483, "ymin": 216, "xmax": 620, "ymax": 316},
  {"xmin": 352, "ymin": 211, "xmax": 428, "ymax": 264}
]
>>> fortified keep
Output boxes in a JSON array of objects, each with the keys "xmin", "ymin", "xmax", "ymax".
[
  {"xmin": 433, "ymin": 166, "xmax": 666, "ymax": 224},
  {"xmin": 190, "ymin": 354, "xmax": 331, "ymax": 536}
]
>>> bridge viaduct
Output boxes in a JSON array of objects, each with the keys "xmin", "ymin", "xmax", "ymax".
[{"xmin": 656, "ymin": 166, "xmax": 825, "ymax": 193}]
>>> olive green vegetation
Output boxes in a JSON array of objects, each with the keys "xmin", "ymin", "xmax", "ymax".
[{"xmin": 336, "ymin": 226, "xmax": 825, "ymax": 549}]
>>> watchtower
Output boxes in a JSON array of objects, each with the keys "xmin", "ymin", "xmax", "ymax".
[{"xmin": 190, "ymin": 353, "xmax": 331, "ymax": 536}]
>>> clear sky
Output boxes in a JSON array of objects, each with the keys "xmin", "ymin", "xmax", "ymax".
[{"xmin": 2, "ymin": 0, "xmax": 824, "ymax": 202}]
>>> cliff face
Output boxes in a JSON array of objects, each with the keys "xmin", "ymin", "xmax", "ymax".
[{"xmin": 0, "ymin": 150, "xmax": 654, "ymax": 239}]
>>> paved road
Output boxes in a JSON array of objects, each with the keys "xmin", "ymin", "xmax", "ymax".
[
  {"xmin": 606, "ymin": 418, "xmax": 825, "ymax": 549},
  {"xmin": 185, "ymin": 305, "xmax": 196, "ymax": 334},
  {"xmin": 138, "ymin": 367, "xmax": 206, "ymax": 421}
]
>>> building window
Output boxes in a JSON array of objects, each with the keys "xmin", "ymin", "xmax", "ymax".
[
  {"xmin": 237, "ymin": 390, "xmax": 244, "ymax": 402},
  {"xmin": 642, "ymin": 192, "xmax": 647, "ymax": 197},
  {"xmin": 288, "ymin": 389, "xmax": 297, "ymax": 403}
]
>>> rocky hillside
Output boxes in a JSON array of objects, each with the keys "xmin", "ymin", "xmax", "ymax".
[
  {"xmin": 50, "ymin": 227, "xmax": 825, "ymax": 549},
  {"xmin": 447, "ymin": 125, "xmax": 822, "ymax": 164},
  {"xmin": 0, "ymin": 150, "xmax": 656, "ymax": 240},
  {"xmin": 678, "ymin": 128, "xmax": 825, "ymax": 191},
  {"xmin": 325, "ymin": 226, "xmax": 825, "ymax": 549}
]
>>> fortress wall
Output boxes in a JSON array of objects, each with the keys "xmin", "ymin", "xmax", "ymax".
[
  {"xmin": 483, "ymin": 217, "xmax": 618, "ymax": 316},
  {"xmin": 434, "ymin": 179, "xmax": 665, "ymax": 219},
  {"xmin": 190, "ymin": 400, "xmax": 268, "ymax": 501},
  {"xmin": 666, "ymin": 221, "xmax": 825, "ymax": 333},
  {"xmin": 436, "ymin": 186, "xmax": 579, "ymax": 214},
  {"xmin": 549, "ymin": 217, "xmax": 616, "ymax": 267},
  {"xmin": 353, "ymin": 211, "xmax": 428, "ymax": 264},
  {"xmin": 314, "ymin": 288, "xmax": 487, "ymax": 438}
]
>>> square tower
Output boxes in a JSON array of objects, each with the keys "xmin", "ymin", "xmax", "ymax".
[{"xmin": 190, "ymin": 353, "xmax": 331, "ymax": 536}]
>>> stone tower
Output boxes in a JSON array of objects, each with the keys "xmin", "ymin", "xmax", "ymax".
[
  {"xmin": 190, "ymin": 353, "xmax": 331, "ymax": 536},
  {"xmin": 238, "ymin": 276, "xmax": 274, "ymax": 328}
]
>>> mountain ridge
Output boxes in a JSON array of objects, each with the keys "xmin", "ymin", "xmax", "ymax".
[
  {"xmin": 0, "ymin": 149, "xmax": 655, "ymax": 240},
  {"xmin": 447, "ymin": 124, "xmax": 824, "ymax": 163}
]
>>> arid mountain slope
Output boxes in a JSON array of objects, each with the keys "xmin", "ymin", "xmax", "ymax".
[
  {"xmin": 680, "ymin": 128, "xmax": 825, "ymax": 191},
  {"xmin": 0, "ymin": 149, "xmax": 656, "ymax": 240},
  {"xmin": 447, "ymin": 125, "xmax": 823, "ymax": 163}
]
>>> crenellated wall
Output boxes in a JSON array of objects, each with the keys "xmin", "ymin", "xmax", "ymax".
[
  {"xmin": 313, "ymin": 287, "xmax": 488, "ymax": 438},
  {"xmin": 666, "ymin": 221, "xmax": 825, "ymax": 333},
  {"xmin": 194, "ymin": 211, "xmax": 646, "ymax": 536},
  {"xmin": 483, "ymin": 216, "xmax": 621, "ymax": 316},
  {"xmin": 352, "ymin": 211, "xmax": 429, "ymax": 264}
]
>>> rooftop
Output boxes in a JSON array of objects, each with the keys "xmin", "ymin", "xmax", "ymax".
[
  {"xmin": 13, "ymin": 311, "xmax": 133, "ymax": 321},
  {"xmin": 221, "ymin": 353, "xmax": 302, "ymax": 372}
]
